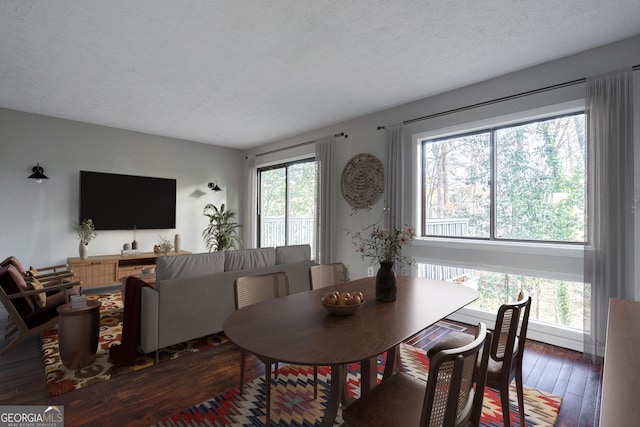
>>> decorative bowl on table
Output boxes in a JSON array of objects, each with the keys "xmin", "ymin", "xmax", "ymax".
[{"xmin": 321, "ymin": 290, "xmax": 365, "ymax": 316}]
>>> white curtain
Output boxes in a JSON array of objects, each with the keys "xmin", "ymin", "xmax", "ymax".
[
  {"xmin": 384, "ymin": 124, "xmax": 404, "ymax": 231},
  {"xmin": 583, "ymin": 70, "xmax": 635, "ymax": 363},
  {"xmin": 245, "ymin": 156, "xmax": 258, "ymax": 248},
  {"xmin": 315, "ymin": 136, "xmax": 337, "ymax": 263}
]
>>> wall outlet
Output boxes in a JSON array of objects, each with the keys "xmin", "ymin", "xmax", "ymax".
[{"xmin": 367, "ymin": 266, "xmax": 375, "ymax": 277}]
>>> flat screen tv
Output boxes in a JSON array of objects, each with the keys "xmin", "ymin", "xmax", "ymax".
[{"xmin": 79, "ymin": 171, "xmax": 176, "ymax": 230}]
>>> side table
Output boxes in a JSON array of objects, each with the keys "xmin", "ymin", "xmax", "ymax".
[{"xmin": 56, "ymin": 300, "xmax": 102, "ymax": 369}]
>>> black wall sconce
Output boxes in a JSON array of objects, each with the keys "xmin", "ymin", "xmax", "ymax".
[
  {"xmin": 208, "ymin": 181, "xmax": 222, "ymax": 192},
  {"xmin": 28, "ymin": 163, "xmax": 49, "ymax": 183}
]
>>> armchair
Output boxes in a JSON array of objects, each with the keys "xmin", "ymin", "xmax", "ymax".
[{"xmin": 1, "ymin": 264, "xmax": 80, "ymax": 356}]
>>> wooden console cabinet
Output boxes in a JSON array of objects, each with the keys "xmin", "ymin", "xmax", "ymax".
[{"xmin": 67, "ymin": 251, "xmax": 190, "ymax": 288}]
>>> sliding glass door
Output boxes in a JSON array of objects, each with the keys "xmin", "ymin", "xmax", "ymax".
[{"xmin": 258, "ymin": 158, "xmax": 316, "ymax": 255}]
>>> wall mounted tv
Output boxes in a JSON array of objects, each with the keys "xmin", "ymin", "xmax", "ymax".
[{"xmin": 79, "ymin": 171, "xmax": 176, "ymax": 230}]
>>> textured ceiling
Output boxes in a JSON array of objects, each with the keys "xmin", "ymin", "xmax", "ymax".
[{"xmin": 1, "ymin": 0, "xmax": 639, "ymax": 149}]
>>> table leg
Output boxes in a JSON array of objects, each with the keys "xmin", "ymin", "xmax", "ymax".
[
  {"xmin": 383, "ymin": 344, "xmax": 400, "ymax": 380},
  {"xmin": 265, "ymin": 361, "xmax": 272, "ymax": 426},
  {"xmin": 320, "ymin": 364, "xmax": 344, "ymax": 427},
  {"xmin": 359, "ymin": 357, "xmax": 378, "ymax": 397}
]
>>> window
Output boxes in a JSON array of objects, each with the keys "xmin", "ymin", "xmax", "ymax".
[
  {"xmin": 415, "ymin": 261, "xmax": 584, "ymax": 330},
  {"xmin": 257, "ymin": 159, "xmax": 317, "ymax": 253},
  {"xmin": 421, "ymin": 112, "xmax": 586, "ymax": 243}
]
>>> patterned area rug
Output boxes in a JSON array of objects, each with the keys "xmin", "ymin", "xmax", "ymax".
[
  {"xmin": 155, "ymin": 343, "xmax": 561, "ymax": 427},
  {"xmin": 41, "ymin": 292, "xmax": 228, "ymax": 397}
]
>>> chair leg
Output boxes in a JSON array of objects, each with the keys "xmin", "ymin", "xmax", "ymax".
[
  {"xmin": 313, "ymin": 366, "xmax": 318, "ymax": 399},
  {"xmin": 515, "ymin": 368, "xmax": 526, "ymax": 427},
  {"xmin": 265, "ymin": 360, "xmax": 272, "ymax": 426},
  {"xmin": 239, "ymin": 350, "xmax": 247, "ymax": 395},
  {"xmin": 499, "ymin": 386, "xmax": 511, "ymax": 427}
]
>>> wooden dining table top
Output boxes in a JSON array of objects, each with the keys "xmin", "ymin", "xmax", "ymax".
[{"xmin": 223, "ymin": 275, "xmax": 479, "ymax": 366}]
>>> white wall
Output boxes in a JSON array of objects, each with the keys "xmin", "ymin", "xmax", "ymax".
[
  {"xmin": 0, "ymin": 109, "xmax": 245, "ymax": 268},
  {"xmin": 244, "ymin": 35, "xmax": 640, "ymax": 285}
]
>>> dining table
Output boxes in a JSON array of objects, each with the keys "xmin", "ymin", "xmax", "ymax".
[{"xmin": 223, "ymin": 275, "xmax": 479, "ymax": 427}]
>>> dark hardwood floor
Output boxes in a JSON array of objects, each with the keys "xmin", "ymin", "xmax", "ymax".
[{"xmin": 0, "ymin": 305, "xmax": 601, "ymax": 427}]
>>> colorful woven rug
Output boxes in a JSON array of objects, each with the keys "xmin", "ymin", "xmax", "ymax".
[
  {"xmin": 154, "ymin": 343, "xmax": 561, "ymax": 427},
  {"xmin": 41, "ymin": 292, "xmax": 228, "ymax": 397}
]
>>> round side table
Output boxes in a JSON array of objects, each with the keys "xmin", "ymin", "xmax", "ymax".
[{"xmin": 56, "ymin": 300, "xmax": 102, "ymax": 369}]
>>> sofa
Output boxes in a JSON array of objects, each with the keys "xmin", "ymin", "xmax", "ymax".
[{"xmin": 139, "ymin": 244, "xmax": 316, "ymax": 354}]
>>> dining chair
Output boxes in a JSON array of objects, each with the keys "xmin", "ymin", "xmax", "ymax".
[
  {"xmin": 234, "ymin": 271, "xmax": 305, "ymax": 426},
  {"xmin": 309, "ymin": 262, "xmax": 347, "ymax": 290},
  {"xmin": 342, "ymin": 322, "xmax": 491, "ymax": 427},
  {"xmin": 485, "ymin": 291, "xmax": 531, "ymax": 427},
  {"xmin": 308, "ymin": 262, "xmax": 348, "ymax": 399},
  {"xmin": 428, "ymin": 291, "xmax": 532, "ymax": 427}
]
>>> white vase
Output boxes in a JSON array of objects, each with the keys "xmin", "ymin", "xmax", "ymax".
[
  {"xmin": 174, "ymin": 234, "xmax": 181, "ymax": 253},
  {"xmin": 79, "ymin": 241, "xmax": 88, "ymax": 260}
]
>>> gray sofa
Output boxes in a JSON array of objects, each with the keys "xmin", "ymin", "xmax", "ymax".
[{"xmin": 139, "ymin": 244, "xmax": 315, "ymax": 354}]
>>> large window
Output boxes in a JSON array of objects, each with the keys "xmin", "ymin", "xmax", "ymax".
[
  {"xmin": 257, "ymin": 159, "xmax": 317, "ymax": 253},
  {"xmin": 415, "ymin": 261, "xmax": 584, "ymax": 330},
  {"xmin": 421, "ymin": 112, "xmax": 586, "ymax": 243}
]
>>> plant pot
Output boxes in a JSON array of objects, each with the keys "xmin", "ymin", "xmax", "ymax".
[
  {"xmin": 376, "ymin": 261, "xmax": 396, "ymax": 302},
  {"xmin": 79, "ymin": 241, "xmax": 88, "ymax": 260}
]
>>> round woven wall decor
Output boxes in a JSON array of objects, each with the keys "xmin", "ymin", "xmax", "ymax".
[{"xmin": 341, "ymin": 153, "xmax": 384, "ymax": 209}]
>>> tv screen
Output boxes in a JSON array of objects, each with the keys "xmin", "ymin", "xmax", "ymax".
[{"xmin": 79, "ymin": 171, "xmax": 176, "ymax": 230}]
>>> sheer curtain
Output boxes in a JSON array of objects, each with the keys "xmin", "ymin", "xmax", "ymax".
[
  {"xmin": 384, "ymin": 124, "xmax": 407, "ymax": 273},
  {"xmin": 583, "ymin": 70, "xmax": 635, "ymax": 363},
  {"xmin": 315, "ymin": 136, "xmax": 337, "ymax": 264},
  {"xmin": 384, "ymin": 124, "xmax": 404, "ymax": 230},
  {"xmin": 245, "ymin": 156, "xmax": 258, "ymax": 248}
]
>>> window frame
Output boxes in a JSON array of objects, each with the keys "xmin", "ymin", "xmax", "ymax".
[
  {"xmin": 406, "ymin": 98, "xmax": 588, "ymax": 351},
  {"xmin": 419, "ymin": 110, "xmax": 586, "ymax": 245},
  {"xmin": 256, "ymin": 157, "xmax": 316, "ymax": 249}
]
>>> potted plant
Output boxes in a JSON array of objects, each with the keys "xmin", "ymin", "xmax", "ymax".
[
  {"xmin": 348, "ymin": 223, "xmax": 415, "ymax": 302},
  {"xmin": 202, "ymin": 203, "xmax": 241, "ymax": 252},
  {"xmin": 73, "ymin": 219, "xmax": 97, "ymax": 259},
  {"xmin": 157, "ymin": 236, "xmax": 174, "ymax": 255}
]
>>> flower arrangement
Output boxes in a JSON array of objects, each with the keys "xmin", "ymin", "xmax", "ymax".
[
  {"xmin": 73, "ymin": 219, "xmax": 97, "ymax": 244},
  {"xmin": 157, "ymin": 236, "xmax": 174, "ymax": 255},
  {"xmin": 349, "ymin": 223, "xmax": 416, "ymax": 267}
]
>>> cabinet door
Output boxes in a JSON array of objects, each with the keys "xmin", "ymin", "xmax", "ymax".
[{"xmin": 71, "ymin": 261, "xmax": 118, "ymax": 288}]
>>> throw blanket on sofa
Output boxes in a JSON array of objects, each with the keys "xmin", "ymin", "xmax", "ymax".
[{"xmin": 109, "ymin": 276, "xmax": 151, "ymax": 367}]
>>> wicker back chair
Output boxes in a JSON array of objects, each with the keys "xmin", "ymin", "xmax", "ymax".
[
  {"xmin": 309, "ymin": 262, "xmax": 347, "ymax": 290},
  {"xmin": 342, "ymin": 323, "xmax": 491, "ymax": 427},
  {"xmin": 233, "ymin": 272, "xmax": 293, "ymax": 426}
]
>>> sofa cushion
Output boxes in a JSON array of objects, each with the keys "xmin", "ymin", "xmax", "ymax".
[
  {"xmin": 1, "ymin": 256, "xmax": 27, "ymax": 275},
  {"xmin": 276, "ymin": 244, "xmax": 311, "ymax": 264},
  {"xmin": 156, "ymin": 252, "xmax": 225, "ymax": 282},
  {"xmin": 0, "ymin": 264, "xmax": 36, "ymax": 318},
  {"xmin": 224, "ymin": 248, "xmax": 276, "ymax": 272}
]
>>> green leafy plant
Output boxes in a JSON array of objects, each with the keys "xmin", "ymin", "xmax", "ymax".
[
  {"xmin": 73, "ymin": 219, "xmax": 97, "ymax": 244},
  {"xmin": 157, "ymin": 236, "xmax": 174, "ymax": 255},
  {"xmin": 202, "ymin": 203, "xmax": 241, "ymax": 252}
]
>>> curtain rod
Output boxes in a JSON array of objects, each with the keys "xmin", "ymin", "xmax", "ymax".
[
  {"xmin": 377, "ymin": 64, "xmax": 640, "ymax": 130},
  {"xmin": 254, "ymin": 132, "xmax": 348, "ymax": 157}
]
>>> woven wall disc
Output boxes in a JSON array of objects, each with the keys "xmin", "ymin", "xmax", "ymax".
[{"xmin": 341, "ymin": 153, "xmax": 384, "ymax": 209}]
